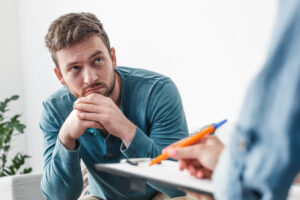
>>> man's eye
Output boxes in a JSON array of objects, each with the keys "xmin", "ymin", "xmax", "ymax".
[
  {"xmin": 71, "ymin": 66, "xmax": 80, "ymax": 71},
  {"xmin": 95, "ymin": 58, "xmax": 103, "ymax": 64}
]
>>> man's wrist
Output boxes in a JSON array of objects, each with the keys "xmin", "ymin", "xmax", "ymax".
[
  {"xmin": 58, "ymin": 132, "xmax": 76, "ymax": 150},
  {"xmin": 121, "ymin": 123, "xmax": 136, "ymax": 147}
]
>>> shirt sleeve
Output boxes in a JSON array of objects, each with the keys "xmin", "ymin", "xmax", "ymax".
[
  {"xmin": 120, "ymin": 78, "xmax": 189, "ymax": 198},
  {"xmin": 120, "ymin": 77, "xmax": 189, "ymax": 158},
  {"xmin": 40, "ymin": 101, "xmax": 83, "ymax": 200}
]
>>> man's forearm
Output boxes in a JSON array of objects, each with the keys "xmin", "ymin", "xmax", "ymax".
[
  {"xmin": 41, "ymin": 163, "xmax": 83, "ymax": 200},
  {"xmin": 119, "ymin": 122, "xmax": 136, "ymax": 148},
  {"xmin": 59, "ymin": 131, "xmax": 76, "ymax": 150},
  {"xmin": 41, "ymin": 138, "xmax": 83, "ymax": 200}
]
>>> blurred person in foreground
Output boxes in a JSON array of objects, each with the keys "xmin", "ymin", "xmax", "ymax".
[{"xmin": 165, "ymin": 0, "xmax": 300, "ymax": 199}]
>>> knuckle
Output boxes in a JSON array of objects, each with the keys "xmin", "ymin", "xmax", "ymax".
[
  {"xmin": 78, "ymin": 112, "xmax": 85, "ymax": 118},
  {"xmin": 210, "ymin": 135, "xmax": 217, "ymax": 140},
  {"xmin": 106, "ymin": 97, "xmax": 113, "ymax": 105},
  {"xmin": 102, "ymin": 116, "xmax": 109, "ymax": 124},
  {"xmin": 177, "ymin": 148, "xmax": 187, "ymax": 157},
  {"xmin": 88, "ymin": 93, "xmax": 97, "ymax": 101},
  {"xmin": 90, "ymin": 94, "xmax": 96, "ymax": 101}
]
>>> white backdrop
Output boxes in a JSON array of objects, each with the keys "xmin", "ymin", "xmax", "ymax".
[
  {"xmin": 1, "ymin": 0, "xmax": 278, "ymax": 172},
  {"xmin": 0, "ymin": 0, "xmax": 26, "ymax": 166}
]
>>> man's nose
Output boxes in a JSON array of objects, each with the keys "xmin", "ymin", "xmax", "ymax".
[{"xmin": 83, "ymin": 67, "xmax": 98, "ymax": 84}]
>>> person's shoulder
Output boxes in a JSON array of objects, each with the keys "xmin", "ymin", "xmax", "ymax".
[{"xmin": 117, "ymin": 66, "xmax": 170, "ymax": 81}]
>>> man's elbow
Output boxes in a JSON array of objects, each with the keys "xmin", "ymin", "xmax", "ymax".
[{"xmin": 40, "ymin": 174, "xmax": 83, "ymax": 200}]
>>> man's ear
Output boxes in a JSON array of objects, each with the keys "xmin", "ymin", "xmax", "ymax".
[
  {"xmin": 110, "ymin": 47, "xmax": 117, "ymax": 68},
  {"xmin": 54, "ymin": 67, "xmax": 66, "ymax": 85}
]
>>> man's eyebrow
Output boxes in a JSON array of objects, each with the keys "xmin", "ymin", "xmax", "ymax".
[
  {"xmin": 66, "ymin": 61, "xmax": 79, "ymax": 68},
  {"xmin": 90, "ymin": 50, "xmax": 104, "ymax": 59}
]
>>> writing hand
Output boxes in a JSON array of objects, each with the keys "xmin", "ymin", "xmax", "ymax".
[{"xmin": 165, "ymin": 135, "xmax": 224, "ymax": 179}]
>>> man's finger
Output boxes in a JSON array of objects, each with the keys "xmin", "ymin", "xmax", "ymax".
[
  {"xmin": 167, "ymin": 144, "xmax": 205, "ymax": 160},
  {"xmin": 78, "ymin": 112, "xmax": 102, "ymax": 122},
  {"xmin": 83, "ymin": 120, "xmax": 104, "ymax": 130},
  {"xmin": 74, "ymin": 103, "xmax": 101, "ymax": 113},
  {"xmin": 77, "ymin": 93, "xmax": 108, "ymax": 105}
]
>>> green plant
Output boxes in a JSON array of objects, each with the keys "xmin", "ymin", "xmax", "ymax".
[{"xmin": 0, "ymin": 95, "xmax": 32, "ymax": 177}]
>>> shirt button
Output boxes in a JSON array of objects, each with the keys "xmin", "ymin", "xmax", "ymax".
[
  {"xmin": 86, "ymin": 128, "xmax": 98, "ymax": 136},
  {"xmin": 238, "ymin": 137, "xmax": 247, "ymax": 152}
]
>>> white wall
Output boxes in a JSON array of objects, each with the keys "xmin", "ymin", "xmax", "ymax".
[
  {"xmin": 0, "ymin": 0, "xmax": 27, "ymax": 165},
  {"xmin": 15, "ymin": 0, "xmax": 277, "ymax": 172}
]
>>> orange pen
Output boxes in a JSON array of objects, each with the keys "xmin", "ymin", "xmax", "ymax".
[{"xmin": 149, "ymin": 119, "xmax": 227, "ymax": 166}]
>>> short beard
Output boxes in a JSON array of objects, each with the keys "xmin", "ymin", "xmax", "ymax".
[
  {"xmin": 104, "ymin": 72, "xmax": 116, "ymax": 97},
  {"xmin": 66, "ymin": 71, "xmax": 116, "ymax": 98}
]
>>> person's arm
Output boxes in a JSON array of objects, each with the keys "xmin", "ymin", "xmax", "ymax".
[
  {"xmin": 74, "ymin": 78, "xmax": 188, "ymax": 159},
  {"xmin": 123, "ymin": 78, "xmax": 189, "ymax": 198},
  {"xmin": 74, "ymin": 78, "xmax": 189, "ymax": 197},
  {"xmin": 121, "ymin": 78, "xmax": 189, "ymax": 159},
  {"xmin": 40, "ymin": 102, "xmax": 83, "ymax": 200}
]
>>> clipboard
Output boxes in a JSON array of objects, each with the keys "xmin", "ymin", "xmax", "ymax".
[{"xmin": 95, "ymin": 159, "xmax": 213, "ymax": 196}]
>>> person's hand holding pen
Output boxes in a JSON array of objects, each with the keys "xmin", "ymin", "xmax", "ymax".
[
  {"xmin": 149, "ymin": 120, "xmax": 226, "ymax": 199},
  {"xmin": 163, "ymin": 135, "xmax": 224, "ymax": 179}
]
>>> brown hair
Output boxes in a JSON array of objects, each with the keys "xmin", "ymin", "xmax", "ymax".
[{"xmin": 45, "ymin": 12, "xmax": 111, "ymax": 67}]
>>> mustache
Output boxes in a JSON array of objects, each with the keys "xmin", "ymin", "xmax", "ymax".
[{"xmin": 82, "ymin": 82, "xmax": 105, "ymax": 93}]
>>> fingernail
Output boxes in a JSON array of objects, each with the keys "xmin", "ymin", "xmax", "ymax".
[{"xmin": 166, "ymin": 148, "xmax": 177, "ymax": 157}]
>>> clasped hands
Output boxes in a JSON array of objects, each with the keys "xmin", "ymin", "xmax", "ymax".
[{"xmin": 59, "ymin": 93, "xmax": 136, "ymax": 150}]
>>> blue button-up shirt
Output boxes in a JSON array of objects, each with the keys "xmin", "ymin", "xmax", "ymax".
[
  {"xmin": 213, "ymin": 0, "xmax": 300, "ymax": 199},
  {"xmin": 40, "ymin": 67, "xmax": 188, "ymax": 200}
]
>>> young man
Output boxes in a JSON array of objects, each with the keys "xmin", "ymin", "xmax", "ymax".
[
  {"xmin": 40, "ymin": 12, "xmax": 188, "ymax": 200},
  {"xmin": 166, "ymin": 0, "xmax": 300, "ymax": 199}
]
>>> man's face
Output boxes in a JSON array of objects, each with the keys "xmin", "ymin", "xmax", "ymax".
[{"xmin": 54, "ymin": 34, "xmax": 117, "ymax": 98}]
